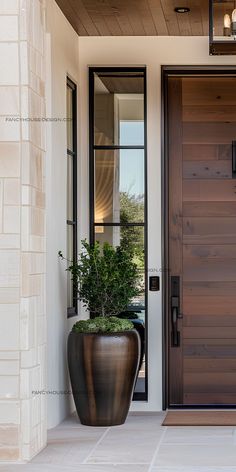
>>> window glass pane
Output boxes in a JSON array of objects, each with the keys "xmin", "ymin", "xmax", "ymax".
[
  {"xmin": 95, "ymin": 149, "xmax": 144, "ymax": 224},
  {"xmin": 95, "ymin": 225, "xmax": 146, "ymax": 395},
  {"xmin": 95, "ymin": 225, "xmax": 145, "ymax": 302},
  {"xmin": 67, "ymin": 224, "xmax": 73, "ymax": 307},
  {"xmin": 67, "ymin": 155, "xmax": 73, "ymax": 222},
  {"xmin": 94, "ymin": 72, "xmax": 144, "ymax": 146},
  {"xmin": 67, "ymin": 86, "xmax": 73, "ymax": 152}
]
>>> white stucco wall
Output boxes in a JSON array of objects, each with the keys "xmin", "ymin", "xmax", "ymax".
[
  {"xmin": 77, "ymin": 36, "xmax": 236, "ymax": 412},
  {"xmin": 45, "ymin": 0, "xmax": 79, "ymax": 429}
]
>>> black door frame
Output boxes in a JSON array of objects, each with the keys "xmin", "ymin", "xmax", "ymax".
[{"xmin": 162, "ymin": 65, "xmax": 236, "ymax": 410}]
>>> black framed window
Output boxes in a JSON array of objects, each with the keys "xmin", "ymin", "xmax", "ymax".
[
  {"xmin": 89, "ymin": 67, "xmax": 147, "ymax": 400},
  {"xmin": 66, "ymin": 77, "xmax": 77, "ymax": 317}
]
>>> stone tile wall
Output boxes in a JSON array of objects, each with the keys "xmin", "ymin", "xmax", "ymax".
[{"xmin": 0, "ymin": 0, "xmax": 46, "ymax": 461}]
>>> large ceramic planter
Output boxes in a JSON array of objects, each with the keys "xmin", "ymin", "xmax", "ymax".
[{"xmin": 67, "ymin": 330, "xmax": 140, "ymax": 426}]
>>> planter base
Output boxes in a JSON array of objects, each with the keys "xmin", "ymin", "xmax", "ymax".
[{"xmin": 68, "ymin": 330, "xmax": 140, "ymax": 426}]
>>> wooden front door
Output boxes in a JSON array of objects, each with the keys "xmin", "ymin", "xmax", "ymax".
[{"xmin": 166, "ymin": 72, "xmax": 236, "ymax": 407}]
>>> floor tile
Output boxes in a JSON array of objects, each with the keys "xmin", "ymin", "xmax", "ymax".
[
  {"xmin": 154, "ymin": 444, "xmax": 236, "ymax": 468},
  {"xmin": 86, "ymin": 424, "xmax": 163, "ymax": 464},
  {"xmin": 151, "ymin": 468, "xmax": 236, "ymax": 472},
  {"xmin": 162, "ymin": 426, "xmax": 235, "ymax": 445}
]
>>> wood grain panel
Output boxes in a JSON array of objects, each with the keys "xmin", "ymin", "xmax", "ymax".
[
  {"xmin": 184, "ymin": 373, "xmax": 236, "ymax": 393},
  {"xmin": 184, "ymin": 393, "xmax": 236, "ymax": 404},
  {"xmin": 183, "ymin": 294, "xmax": 236, "ymax": 316},
  {"xmin": 183, "ymin": 202, "xmax": 236, "ymax": 217},
  {"xmin": 182, "ymin": 78, "xmax": 236, "ymax": 106},
  {"xmin": 184, "ymin": 358, "xmax": 236, "ymax": 373},
  {"xmin": 184, "ymin": 327, "xmax": 236, "ymax": 339},
  {"xmin": 183, "ymin": 217, "xmax": 236, "ymax": 244},
  {"xmin": 188, "ymin": 0, "xmax": 203, "ymax": 35},
  {"xmin": 183, "ymin": 244, "xmax": 236, "ymax": 282},
  {"xmin": 183, "ymin": 105, "xmax": 236, "ymax": 123},
  {"xmin": 183, "ymin": 180, "xmax": 236, "ymax": 202},
  {"xmin": 160, "ymin": 0, "xmax": 180, "ymax": 35},
  {"xmin": 168, "ymin": 77, "xmax": 183, "ymax": 404},
  {"xmin": 183, "ymin": 160, "xmax": 231, "ymax": 179},
  {"xmin": 183, "ymin": 144, "xmax": 231, "ymax": 161},
  {"xmin": 183, "ymin": 122, "xmax": 236, "ymax": 144},
  {"xmin": 184, "ymin": 315, "xmax": 236, "ymax": 326},
  {"xmin": 183, "ymin": 281, "xmax": 236, "ymax": 297},
  {"xmin": 147, "ymin": 0, "xmax": 168, "ymax": 35},
  {"xmin": 168, "ymin": 75, "xmax": 236, "ymax": 407},
  {"xmin": 55, "ymin": 0, "xmax": 210, "ymax": 37}
]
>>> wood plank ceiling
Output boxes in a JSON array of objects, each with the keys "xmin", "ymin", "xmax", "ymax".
[{"xmin": 55, "ymin": 0, "xmax": 210, "ymax": 36}]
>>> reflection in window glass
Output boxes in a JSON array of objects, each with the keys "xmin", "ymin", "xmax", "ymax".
[
  {"xmin": 91, "ymin": 69, "xmax": 146, "ymax": 399},
  {"xmin": 95, "ymin": 149, "xmax": 144, "ymax": 224},
  {"xmin": 66, "ymin": 78, "xmax": 77, "ymax": 316},
  {"xmin": 94, "ymin": 73, "xmax": 144, "ymax": 146}
]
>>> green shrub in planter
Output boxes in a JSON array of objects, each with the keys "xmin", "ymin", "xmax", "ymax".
[
  {"xmin": 59, "ymin": 240, "xmax": 141, "ymax": 426},
  {"xmin": 72, "ymin": 316, "xmax": 133, "ymax": 333},
  {"xmin": 59, "ymin": 239, "xmax": 141, "ymax": 331}
]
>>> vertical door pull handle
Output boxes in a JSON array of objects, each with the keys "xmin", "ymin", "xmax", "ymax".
[
  {"xmin": 171, "ymin": 276, "xmax": 181, "ymax": 347},
  {"xmin": 232, "ymin": 141, "xmax": 236, "ymax": 178}
]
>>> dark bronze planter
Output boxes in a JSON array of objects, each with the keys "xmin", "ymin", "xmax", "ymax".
[{"xmin": 67, "ymin": 330, "xmax": 140, "ymax": 426}]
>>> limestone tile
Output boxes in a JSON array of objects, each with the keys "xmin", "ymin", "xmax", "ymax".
[
  {"xmin": 31, "ymin": 395, "xmax": 40, "ymax": 427},
  {"xmin": 21, "ymin": 206, "xmax": 30, "ymax": 250},
  {"xmin": 22, "ymin": 185, "xmax": 30, "ymax": 205},
  {"xmin": 0, "ymin": 249, "xmax": 20, "ymax": 288},
  {"xmin": 19, "ymin": 0, "xmax": 28, "ymax": 41},
  {"xmin": 0, "ymin": 16, "xmax": 18, "ymax": 41},
  {"xmin": 21, "ymin": 398, "xmax": 30, "ymax": 443},
  {"xmin": 0, "ymin": 287, "xmax": 19, "ymax": 304},
  {"xmin": 0, "ymin": 425, "xmax": 18, "ymax": 446},
  {"xmin": 0, "ymin": 466, "xmax": 149, "ymax": 472},
  {"xmin": 29, "ymin": 235, "xmax": 45, "ymax": 253},
  {"xmin": 35, "ymin": 190, "xmax": 45, "ymax": 208},
  {"xmin": 31, "ymin": 207, "xmax": 45, "ymax": 236},
  {"xmin": 86, "ymin": 425, "xmax": 163, "ymax": 464},
  {"xmin": 3, "ymin": 206, "xmax": 20, "ymax": 233},
  {"xmin": 0, "ymin": 43, "xmax": 19, "ymax": 85},
  {"xmin": 4, "ymin": 179, "xmax": 20, "ymax": 205},
  {"xmin": 0, "ymin": 376, "xmax": 19, "ymax": 399},
  {"xmin": 0, "ymin": 303, "xmax": 19, "ymax": 349},
  {"xmin": 154, "ymin": 444, "xmax": 236, "ymax": 468},
  {"xmin": 22, "ymin": 273, "xmax": 42, "ymax": 297},
  {"xmin": 21, "ymin": 142, "xmax": 43, "ymax": 189},
  {"xmin": 37, "ymin": 315, "xmax": 46, "ymax": 345},
  {"xmin": 162, "ymin": 426, "xmax": 235, "ymax": 445},
  {"xmin": 0, "ymin": 87, "xmax": 19, "ymax": 116},
  {"xmin": 0, "ymin": 234, "xmax": 20, "ymax": 249},
  {"xmin": 0, "ymin": 179, "xmax": 3, "ymax": 233},
  {"xmin": 32, "ymin": 430, "xmax": 109, "ymax": 466},
  {"xmin": 0, "ymin": 401, "xmax": 19, "ymax": 424},
  {"xmin": 2, "ymin": 272, "xmax": 20, "ymax": 290},
  {"xmin": 151, "ymin": 469, "xmax": 236, "ymax": 472},
  {"xmin": 0, "ymin": 351, "xmax": 19, "ymax": 360},
  {"xmin": 0, "ymin": 116, "xmax": 20, "ymax": 142},
  {"xmin": 20, "ymin": 347, "xmax": 38, "ymax": 368},
  {"xmin": 0, "ymin": 0, "xmax": 18, "ymax": 14},
  {"xmin": 0, "ymin": 446, "xmax": 19, "ymax": 461},
  {"xmin": 20, "ymin": 41, "xmax": 29, "ymax": 85},
  {"xmin": 20, "ymin": 365, "xmax": 40, "ymax": 399},
  {"xmin": 20, "ymin": 297, "xmax": 36, "ymax": 350},
  {"xmin": 0, "ymin": 143, "xmax": 20, "ymax": 177},
  {"xmin": 0, "ymin": 360, "xmax": 19, "ymax": 375}
]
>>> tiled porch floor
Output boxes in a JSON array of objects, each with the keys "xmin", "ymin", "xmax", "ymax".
[{"xmin": 2, "ymin": 412, "xmax": 236, "ymax": 471}]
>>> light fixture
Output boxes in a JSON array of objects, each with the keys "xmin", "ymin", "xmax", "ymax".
[
  {"xmin": 209, "ymin": 0, "xmax": 236, "ymax": 55},
  {"xmin": 174, "ymin": 7, "xmax": 190, "ymax": 13},
  {"xmin": 223, "ymin": 13, "xmax": 231, "ymax": 36},
  {"xmin": 232, "ymin": 8, "xmax": 236, "ymax": 35}
]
